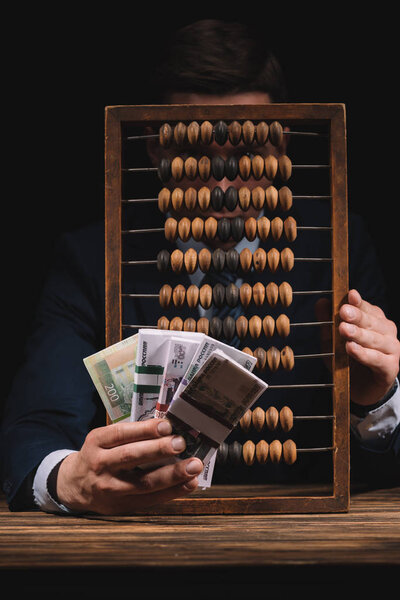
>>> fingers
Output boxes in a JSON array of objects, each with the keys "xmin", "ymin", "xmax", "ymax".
[
  {"xmin": 120, "ymin": 457, "xmax": 204, "ymax": 496},
  {"xmin": 92, "ymin": 418, "xmax": 173, "ymax": 449},
  {"xmin": 344, "ymin": 341, "xmax": 399, "ymax": 377},
  {"xmin": 340, "ymin": 289, "xmax": 397, "ymax": 337}
]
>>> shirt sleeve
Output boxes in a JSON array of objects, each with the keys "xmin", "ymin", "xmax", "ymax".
[{"xmin": 33, "ymin": 449, "xmax": 79, "ymax": 514}]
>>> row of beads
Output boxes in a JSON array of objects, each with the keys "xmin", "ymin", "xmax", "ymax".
[
  {"xmin": 157, "ymin": 247, "xmax": 294, "ymax": 274},
  {"xmin": 159, "ymin": 120, "xmax": 284, "ymax": 148},
  {"xmin": 217, "ymin": 439, "xmax": 297, "ymax": 466},
  {"xmin": 157, "ymin": 154, "xmax": 292, "ymax": 183},
  {"xmin": 240, "ymin": 406, "xmax": 295, "ymax": 433},
  {"xmin": 159, "ymin": 282, "xmax": 294, "ymax": 310},
  {"xmin": 242, "ymin": 345, "xmax": 294, "ymax": 371},
  {"xmin": 158, "ymin": 185, "xmax": 293, "ymax": 213},
  {"xmin": 164, "ymin": 215, "xmax": 297, "ymax": 243}
]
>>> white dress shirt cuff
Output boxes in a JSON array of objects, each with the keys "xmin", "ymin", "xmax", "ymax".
[{"xmin": 33, "ymin": 449, "xmax": 78, "ymax": 514}]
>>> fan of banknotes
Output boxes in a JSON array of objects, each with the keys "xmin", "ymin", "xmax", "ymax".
[{"xmin": 84, "ymin": 329, "xmax": 267, "ymax": 487}]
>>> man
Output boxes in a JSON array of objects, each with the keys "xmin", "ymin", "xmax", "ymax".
[{"xmin": 1, "ymin": 20, "xmax": 399, "ymax": 515}]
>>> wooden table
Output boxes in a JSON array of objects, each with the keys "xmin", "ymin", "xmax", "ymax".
[{"xmin": 1, "ymin": 486, "xmax": 399, "ymax": 591}]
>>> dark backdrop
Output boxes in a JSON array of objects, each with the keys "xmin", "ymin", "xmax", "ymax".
[{"xmin": 3, "ymin": 10, "xmax": 397, "ymax": 413}]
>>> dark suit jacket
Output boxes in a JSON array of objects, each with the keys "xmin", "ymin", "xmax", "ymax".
[{"xmin": 1, "ymin": 199, "xmax": 399, "ymax": 510}]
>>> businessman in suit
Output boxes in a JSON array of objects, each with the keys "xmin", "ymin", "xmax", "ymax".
[{"xmin": 1, "ymin": 20, "xmax": 399, "ymax": 515}]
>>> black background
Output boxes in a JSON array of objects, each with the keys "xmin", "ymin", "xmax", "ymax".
[{"xmin": 3, "ymin": 8, "xmax": 398, "ymax": 410}]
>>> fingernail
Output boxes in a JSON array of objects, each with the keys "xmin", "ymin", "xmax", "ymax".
[
  {"xmin": 171, "ymin": 436, "xmax": 186, "ymax": 451},
  {"xmin": 186, "ymin": 459, "xmax": 203, "ymax": 475},
  {"xmin": 157, "ymin": 420, "xmax": 172, "ymax": 436}
]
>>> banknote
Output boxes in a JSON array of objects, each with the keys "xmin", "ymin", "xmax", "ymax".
[{"xmin": 83, "ymin": 334, "xmax": 139, "ymax": 423}]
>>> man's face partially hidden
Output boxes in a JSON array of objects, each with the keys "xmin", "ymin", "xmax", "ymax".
[{"xmin": 148, "ymin": 91, "xmax": 288, "ymax": 250}]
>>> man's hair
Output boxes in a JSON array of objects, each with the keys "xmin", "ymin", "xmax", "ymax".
[{"xmin": 153, "ymin": 20, "xmax": 288, "ymax": 102}]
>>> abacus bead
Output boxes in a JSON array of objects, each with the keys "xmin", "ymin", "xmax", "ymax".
[
  {"xmin": 265, "ymin": 186, "xmax": 278, "ymax": 211},
  {"xmin": 165, "ymin": 217, "xmax": 178, "ymax": 242},
  {"xmin": 192, "ymin": 217, "xmax": 204, "ymax": 241},
  {"xmin": 267, "ymin": 248, "xmax": 280, "ymax": 272},
  {"xmin": 225, "ymin": 187, "xmax": 238, "ymax": 211},
  {"xmin": 212, "ymin": 247, "xmax": 225, "ymax": 272},
  {"xmin": 200, "ymin": 121, "xmax": 213, "ymax": 144},
  {"xmin": 226, "ymin": 248, "xmax": 239, "ymax": 272},
  {"xmin": 236, "ymin": 315, "xmax": 248, "ymax": 339},
  {"xmin": 229, "ymin": 441, "xmax": 243, "ymax": 466},
  {"xmin": 241, "ymin": 347, "xmax": 253, "ymax": 356},
  {"xmin": 239, "ymin": 284, "xmax": 252, "ymax": 308},
  {"xmin": 157, "ymin": 316, "xmax": 169, "ymax": 330},
  {"xmin": 187, "ymin": 285, "xmax": 200, "ymax": 308},
  {"xmin": 252, "ymin": 186, "xmax": 265, "ymax": 210},
  {"xmin": 231, "ymin": 216, "xmax": 244, "ymax": 241},
  {"xmin": 284, "ymin": 216, "xmax": 297, "ymax": 241},
  {"xmin": 217, "ymin": 442, "xmax": 229, "ymax": 465},
  {"xmin": 205, "ymin": 217, "xmax": 218, "ymax": 240},
  {"xmin": 211, "ymin": 186, "xmax": 224, "ymax": 211},
  {"xmin": 228, "ymin": 120, "xmax": 242, "ymax": 145},
  {"xmin": 158, "ymin": 188, "xmax": 171, "ymax": 212},
  {"xmin": 170, "ymin": 248, "xmax": 183, "ymax": 272},
  {"xmin": 226, "ymin": 283, "xmax": 239, "ymax": 307},
  {"xmin": 171, "ymin": 188, "xmax": 184, "ymax": 211},
  {"xmin": 280, "ymin": 406, "xmax": 294, "ymax": 432},
  {"xmin": 269, "ymin": 121, "xmax": 283, "ymax": 146},
  {"xmin": 267, "ymin": 346, "xmax": 281, "ymax": 371},
  {"xmin": 158, "ymin": 158, "xmax": 171, "ymax": 182},
  {"xmin": 271, "ymin": 216, "xmax": 283, "ymax": 240},
  {"xmin": 184, "ymin": 317, "xmax": 197, "ymax": 332},
  {"xmin": 159, "ymin": 284, "xmax": 172, "ymax": 308},
  {"xmin": 279, "ymin": 186, "xmax": 293, "ymax": 211},
  {"xmin": 198, "ymin": 187, "xmax": 211, "ymax": 211},
  {"xmin": 211, "ymin": 156, "xmax": 225, "ymax": 180},
  {"xmin": 240, "ymin": 248, "xmax": 253, "ymax": 272},
  {"xmin": 223, "ymin": 316, "xmax": 236, "ymax": 341},
  {"xmin": 170, "ymin": 317, "xmax": 183, "ymax": 331},
  {"xmin": 265, "ymin": 406, "xmax": 279, "ymax": 430},
  {"xmin": 184, "ymin": 187, "xmax": 197, "ymax": 211},
  {"xmin": 269, "ymin": 440, "xmax": 282, "ymax": 463},
  {"xmin": 159, "ymin": 123, "xmax": 172, "ymax": 147},
  {"xmin": 199, "ymin": 247, "xmax": 211, "ymax": 272},
  {"xmin": 225, "ymin": 155, "xmax": 238, "ymax": 180},
  {"xmin": 214, "ymin": 120, "xmax": 228, "ymax": 145},
  {"xmin": 213, "ymin": 283, "xmax": 225, "ymax": 308},
  {"xmin": 209, "ymin": 316, "xmax": 222, "ymax": 339},
  {"xmin": 198, "ymin": 156, "xmax": 211, "ymax": 180},
  {"xmin": 239, "ymin": 155, "xmax": 251, "ymax": 180},
  {"xmin": 279, "ymin": 282, "xmax": 293, "ymax": 307},
  {"xmin": 185, "ymin": 157, "xmax": 197, "ymax": 180},
  {"xmin": 266, "ymin": 282, "xmax": 279, "ymax": 306},
  {"xmin": 240, "ymin": 409, "xmax": 252, "ymax": 432},
  {"xmin": 279, "ymin": 156, "xmax": 292, "ymax": 181},
  {"xmin": 253, "ymin": 282, "xmax": 265, "ymax": 306},
  {"xmin": 171, "ymin": 156, "xmax": 184, "ymax": 181},
  {"xmin": 178, "ymin": 217, "xmax": 191, "ymax": 242},
  {"xmin": 257, "ymin": 216, "xmax": 271, "ymax": 241},
  {"xmin": 252, "ymin": 406, "xmax": 265, "ymax": 431},
  {"xmin": 197, "ymin": 317, "xmax": 209, "ymax": 335},
  {"xmin": 173, "ymin": 284, "xmax": 186, "ymax": 307},
  {"xmin": 249, "ymin": 315, "xmax": 262, "ymax": 338},
  {"xmin": 199, "ymin": 284, "xmax": 212, "ymax": 309},
  {"xmin": 281, "ymin": 346, "xmax": 295, "ymax": 370},
  {"xmin": 242, "ymin": 120, "xmax": 255, "ymax": 144},
  {"xmin": 263, "ymin": 315, "xmax": 275, "ymax": 337},
  {"xmin": 265, "ymin": 155, "xmax": 278, "ymax": 180},
  {"xmin": 256, "ymin": 121, "xmax": 269, "ymax": 145},
  {"xmin": 238, "ymin": 187, "xmax": 251, "ymax": 210},
  {"xmin": 256, "ymin": 440, "xmax": 269, "ymax": 464},
  {"xmin": 217, "ymin": 217, "xmax": 231, "ymax": 242},
  {"xmin": 174, "ymin": 122, "xmax": 187, "ymax": 145},
  {"xmin": 245, "ymin": 217, "xmax": 257, "ymax": 241},
  {"xmin": 253, "ymin": 347, "xmax": 267, "ymax": 371},
  {"xmin": 187, "ymin": 121, "xmax": 200, "ymax": 145},
  {"xmin": 281, "ymin": 248, "xmax": 294, "ymax": 272},
  {"xmin": 253, "ymin": 248, "xmax": 266, "ymax": 272},
  {"xmin": 157, "ymin": 249, "xmax": 170, "ymax": 272},
  {"xmin": 252, "ymin": 155, "xmax": 265, "ymax": 179},
  {"xmin": 276, "ymin": 314, "xmax": 290, "ymax": 337},
  {"xmin": 283, "ymin": 439, "xmax": 297, "ymax": 465},
  {"xmin": 243, "ymin": 440, "xmax": 256, "ymax": 466}
]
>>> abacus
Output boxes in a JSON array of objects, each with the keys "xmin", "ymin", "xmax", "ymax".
[{"xmin": 105, "ymin": 104, "xmax": 349, "ymax": 513}]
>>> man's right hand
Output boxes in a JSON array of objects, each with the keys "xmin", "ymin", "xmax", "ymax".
[{"xmin": 56, "ymin": 418, "xmax": 203, "ymax": 515}]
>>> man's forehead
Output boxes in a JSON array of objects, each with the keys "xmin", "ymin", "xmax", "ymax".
[{"xmin": 165, "ymin": 91, "xmax": 273, "ymax": 105}]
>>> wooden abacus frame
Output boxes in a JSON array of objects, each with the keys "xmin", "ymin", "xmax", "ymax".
[{"xmin": 105, "ymin": 104, "xmax": 349, "ymax": 514}]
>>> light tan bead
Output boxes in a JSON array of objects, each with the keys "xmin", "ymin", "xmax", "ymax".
[
  {"xmin": 281, "ymin": 346, "xmax": 295, "ymax": 371},
  {"xmin": 269, "ymin": 439, "xmax": 282, "ymax": 463},
  {"xmin": 165, "ymin": 217, "xmax": 178, "ymax": 242},
  {"xmin": 267, "ymin": 346, "xmax": 281, "ymax": 371},
  {"xmin": 200, "ymin": 121, "xmax": 213, "ymax": 144},
  {"xmin": 243, "ymin": 440, "xmax": 256, "ymax": 466},
  {"xmin": 283, "ymin": 439, "xmax": 297, "ymax": 465},
  {"xmin": 256, "ymin": 440, "xmax": 269, "ymax": 464},
  {"xmin": 159, "ymin": 284, "xmax": 172, "ymax": 308},
  {"xmin": 265, "ymin": 406, "xmax": 279, "ymax": 430},
  {"xmin": 171, "ymin": 156, "xmax": 184, "ymax": 180},
  {"xmin": 281, "ymin": 247, "xmax": 294, "ymax": 272},
  {"xmin": 238, "ymin": 187, "xmax": 251, "ymax": 210},
  {"xmin": 267, "ymin": 248, "xmax": 280, "ymax": 272},
  {"xmin": 279, "ymin": 186, "xmax": 293, "ymax": 211},
  {"xmin": 280, "ymin": 406, "xmax": 294, "ymax": 432},
  {"xmin": 241, "ymin": 347, "xmax": 253, "ymax": 357},
  {"xmin": 178, "ymin": 217, "xmax": 191, "ymax": 242},
  {"xmin": 184, "ymin": 248, "xmax": 198, "ymax": 274},
  {"xmin": 263, "ymin": 315, "xmax": 275, "ymax": 337},
  {"xmin": 236, "ymin": 315, "xmax": 248, "ymax": 339},
  {"xmin": 279, "ymin": 155, "xmax": 292, "ymax": 181},
  {"xmin": 251, "ymin": 186, "xmax": 265, "ymax": 210},
  {"xmin": 170, "ymin": 248, "xmax": 183, "ymax": 272},
  {"xmin": 252, "ymin": 155, "xmax": 265, "ymax": 179},
  {"xmin": 158, "ymin": 187, "xmax": 171, "ymax": 212},
  {"xmin": 239, "ymin": 248, "xmax": 253, "ymax": 272},
  {"xmin": 198, "ymin": 187, "xmax": 211, "ymax": 211},
  {"xmin": 266, "ymin": 282, "xmax": 279, "ymax": 306},
  {"xmin": 256, "ymin": 121, "xmax": 269, "ymax": 145},
  {"xmin": 276, "ymin": 314, "xmax": 290, "ymax": 337},
  {"xmin": 198, "ymin": 156, "xmax": 211, "ymax": 180},
  {"xmin": 242, "ymin": 120, "xmax": 255, "ymax": 145},
  {"xmin": 171, "ymin": 188, "xmax": 184, "ymax": 211},
  {"xmin": 265, "ymin": 186, "xmax": 278, "ymax": 211},
  {"xmin": 183, "ymin": 317, "xmax": 197, "ymax": 332},
  {"xmin": 173, "ymin": 122, "xmax": 187, "ymax": 145},
  {"xmin": 198, "ymin": 247, "xmax": 211, "ymax": 272},
  {"xmin": 253, "ymin": 248, "xmax": 266, "ymax": 272},
  {"xmin": 271, "ymin": 216, "xmax": 283, "ymax": 240},
  {"xmin": 186, "ymin": 285, "xmax": 199, "ymax": 308},
  {"xmin": 239, "ymin": 155, "xmax": 251, "ymax": 180},
  {"xmin": 245, "ymin": 217, "xmax": 257, "ymax": 241},
  {"xmin": 159, "ymin": 123, "xmax": 172, "ymax": 147},
  {"xmin": 257, "ymin": 216, "xmax": 271, "ymax": 241},
  {"xmin": 157, "ymin": 316, "xmax": 169, "ymax": 330},
  {"xmin": 187, "ymin": 121, "xmax": 200, "ymax": 145},
  {"xmin": 240, "ymin": 409, "xmax": 252, "ymax": 432},
  {"xmin": 192, "ymin": 217, "xmax": 204, "ymax": 241},
  {"xmin": 184, "ymin": 187, "xmax": 197, "ymax": 211},
  {"xmin": 197, "ymin": 317, "xmax": 209, "ymax": 334},
  {"xmin": 239, "ymin": 283, "xmax": 252, "ymax": 308},
  {"xmin": 265, "ymin": 155, "xmax": 278, "ymax": 180},
  {"xmin": 269, "ymin": 121, "xmax": 283, "ymax": 146},
  {"xmin": 249, "ymin": 315, "xmax": 263, "ymax": 338},
  {"xmin": 170, "ymin": 316, "xmax": 183, "ymax": 331},
  {"xmin": 253, "ymin": 282, "xmax": 265, "ymax": 306},
  {"xmin": 252, "ymin": 406, "xmax": 265, "ymax": 432},
  {"xmin": 184, "ymin": 157, "xmax": 197, "ymax": 180},
  {"xmin": 253, "ymin": 347, "xmax": 267, "ymax": 371},
  {"xmin": 199, "ymin": 284, "xmax": 212, "ymax": 309},
  {"xmin": 279, "ymin": 282, "xmax": 293, "ymax": 307},
  {"xmin": 204, "ymin": 216, "xmax": 218, "ymax": 240},
  {"xmin": 228, "ymin": 120, "xmax": 242, "ymax": 145},
  {"xmin": 172, "ymin": 284, "xmax": 186, "ymax": 308},
  {"xmin": 284, "ymin": 216, "xmax": 297, "ymax": 242}
]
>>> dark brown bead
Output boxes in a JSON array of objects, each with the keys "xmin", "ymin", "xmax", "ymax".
[
  {"xmin": 225, "ymin": 155, "xmax": 238, "ymax": 180},
  {"xmin": 217, "ymin": 442, "xmax": 229, "ymax": 465},
  {"xmin": 225, "ymin": 186, "xmax": 238, "ymax": 211},
  {"xmin": 214, "ymin": 120, "xmax": 228, "ymax": 145},
  {"xmin": 226, "ymin": 283, "xmax": 239, "ymax": 307},
  {"xmin": 217, "ymin": 218, "xmax": 231, "ymax": 242},
  {"xmin": 157, "ymin": 249, "xmax": 170, "ymax": 272},
  {"xmin": 223, "ymin": 316, "xmax": 236, "ymax": 342},
  {"xmin": 229, "ymin": 441, "xmax": 243, "ymax": 466},
  {"xmin": 226, "ymin": 248, "xmax": 239, "ymax": 272},
  {"xmin": 212, "ymin": 248, "xmax": 225, "ymax": 272},
  {"xmin": 211, "ymin": 156, "xmax": 225, "ymax": 180},
  {"xmin": 158, "ymin": 157, "xmax": 171, "ymax": 182},
  {"xmin": 212, "ymin": 283, "xmax": 225, "ymax": 308},
  {"xmin": 209, "ymin": 316, "xmax": 222, "ymax": 340},
  {"xmin": 211, "ymin": 186, "xmax": 224, "ymax": 211},
  {"xmin": 231, "ymin": 216, "xmax": 244, "ymax": 242}
]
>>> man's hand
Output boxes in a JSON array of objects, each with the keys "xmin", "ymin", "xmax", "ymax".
[{"xmin": 56, "ymin": 418, "xmax": 203, "ymax": 515}]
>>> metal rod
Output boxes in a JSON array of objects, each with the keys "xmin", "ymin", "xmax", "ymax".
[
  {"xmin": 267, "ymin": 383, "xmax": 334, "ymax": 389},
  {"xmin": 121, "ymin": 257, "xmax": 332, "ymax": 265},
  {"xmin": 122, "ymin": 164, "xmax": 330, "ymax": 173},
  {"xmin": 125, "ymin": 130, "xmax": 326, "ymax": 142},
  {"xmin": 291, "ymin": 321, "xmax": 333, "ymax": 327},
  {"xmin": 294, "ymin": 415, "xmax": 334, "ymax": 421},
  {"xmin": 294, "ymin": 352, "xmax": 334, "ymax": 359},
  {"xmin": 121, "ymin": 194, "xmax": 332, "ymax": 204},
  {"xmin": 297, "ymin": 446, "xmax": 334, "ymax": 453}
]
